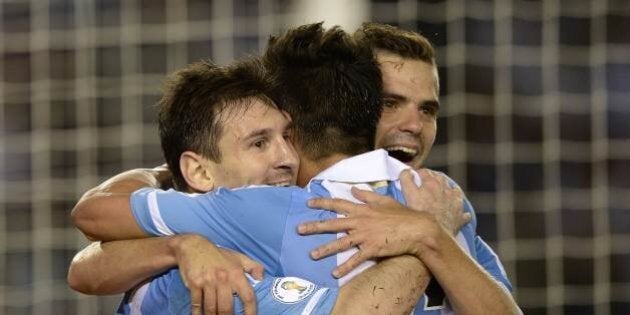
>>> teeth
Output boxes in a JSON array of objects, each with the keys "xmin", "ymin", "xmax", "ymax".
[
  {"xmin": 385, "ymin": 146, "xmax": 417, "ymax": 156},
  {"xmin": 271, "ymin": 182, "xmax": 290, "ymax": 187}
]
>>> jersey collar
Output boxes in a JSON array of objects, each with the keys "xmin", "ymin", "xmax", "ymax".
[{"xmin": 308, "ymin": 149, "xmax": 418, "ymax": 185}]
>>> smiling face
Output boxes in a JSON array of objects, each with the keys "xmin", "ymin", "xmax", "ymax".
[
  {"xmin": 374, "ymin": 52, "xmax": 440, "ymax": 168},
  {"xmin": 206, "ymin": 98, "xmax": 299, "ymax": 188}
]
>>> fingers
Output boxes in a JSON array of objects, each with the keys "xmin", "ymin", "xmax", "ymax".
[
  {"xmin": 243, "ymin": 261, "xmax": 265, "ymax": 281},
  {"xmin": 307, "ymin": 197, "xmax": 359, "ymax": 215},
  {"xmin": 462, "ymin": 212, "xmax": 472, "ymax": 225},
  {"xmin": 310, "ymin": 235, "xmax": 360, "ymax": 260},
  {"xmin": 350, "ymin": 186, "xmax": 390, "ymax": 206},
  {"xmin": 400, "ymin": 169, "xmax": 419, "ymax": 202},
  {"xmin": 233, "ymin": 275, "xmax": 257, "ymax": 315},
  {"xmin": 202, "ymin": 284, "xmax": 217, "ymax": 315},
  {"xmin": 215, "ymin": 270, "xmax": 232, "ymax": 315},
  {"xmin": 235, "ymin": 252, "xmax": 265, "ymax": 280},
  {"xmin": 190, "ymin": 288, "xmax": 203, "ymax": 315},
  {"xmin": 298, "ymin": 218, "xmax": 356, "ymax": 235},
  {"xmin": 333, "ymin": 250, "xmax": 369, "ymax": 278}
]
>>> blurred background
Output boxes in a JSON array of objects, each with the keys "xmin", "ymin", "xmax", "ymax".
[{"xmin": 1, "ymin": 0, "xmax": 629, "ymax": 314}]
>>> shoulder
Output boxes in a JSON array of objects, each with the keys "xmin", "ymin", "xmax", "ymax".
[{"xmin": 215, "ymin": 185, "xmax": 305, "ymax": 199}]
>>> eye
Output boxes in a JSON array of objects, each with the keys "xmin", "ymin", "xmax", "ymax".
[
  {"xmin": 383, "ymin": 98, "xmax": 400, "ymax": 109},
  {"xmin": 283, "ymin": 129, "xmax": 292, "ymax": 140},
  {"xmin": 419, "ymin": 104, "xmax": 439, "ymax": 117},
  {"xmin": 252, "ymin": 138, "xmax": 267, "ymax": 149}
]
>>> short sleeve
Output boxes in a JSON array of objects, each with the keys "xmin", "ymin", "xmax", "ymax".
[
  {"xmin": 130, "ymin": 186, "xmax": 301, "ymax": 275},
  {"xmin": 475, "ymin": 236, "xmax": 513, "ymax": 292}
]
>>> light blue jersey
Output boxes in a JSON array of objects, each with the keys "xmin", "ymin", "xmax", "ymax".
[
  {"xmin": 124, "ymin": 150, "xmax": 512, "ymax": 314},
  {"xmin": 116, "ymin": 270, "xmax": 337, "ymax": 315}
]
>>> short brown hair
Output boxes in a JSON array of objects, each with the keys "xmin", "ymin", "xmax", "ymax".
[
  {"xmin": 158, "ymin": 58, "xmax": 276, "ymax": 189},
  {"xmin": 263, "ymin": 22, "xmax": 383, "ymax": 161},
  {"xmin": 354, "ymin": 22, "xmax": 435, "ymax": 64}
]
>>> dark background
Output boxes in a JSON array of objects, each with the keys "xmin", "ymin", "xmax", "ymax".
[{"xmin": 1, "ymin": 0, "xmax": 629, "ymax": 314}]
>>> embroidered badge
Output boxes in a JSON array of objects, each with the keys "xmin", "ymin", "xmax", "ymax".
[{"xmin": 271, "ymin": 277, "xmax": 316, "ymax": 304}]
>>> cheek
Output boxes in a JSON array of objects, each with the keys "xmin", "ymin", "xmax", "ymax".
[
  {"xmin": 251, "ymin": 159, "xmax": 273, "ymax": 176},
  {"xmin": 422, "ymin": 124, "xmax": 437, "ymax": 144},
  {"xmin": 376, "ymin": 116, "xmax": 397, "ymax": 137}
]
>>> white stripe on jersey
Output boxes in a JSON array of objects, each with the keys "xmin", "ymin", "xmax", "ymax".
[
  {"xmin": 301, "ymin": 288, "xmax": 329, "ymax": 315},
  {"xmin": 130, "ymin": 282, "xmax": 150, "ymax": 315},
  {"xmin": 321, "ymin": 181, "xmax": 377, "ymax": 286},
  {"xmin": 455, "ymin": 232, "xmax": 472, "ymax": 256},
  {"xmin": 148, "ymin": 191, "xmax": 174, "ymax": 235}
]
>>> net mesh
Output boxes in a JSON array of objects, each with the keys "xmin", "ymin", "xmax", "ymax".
[{"xmin": 1, "ymin": 0, "xmax": 629, "ymax": 314}]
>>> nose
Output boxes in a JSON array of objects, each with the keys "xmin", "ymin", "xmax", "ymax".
[
  {"xmin": 276, "ymin": 138, "xmax": 299, "ymax": 172},
  {"xmin": 398, "ymin": 104, "xmax": 423, "ymax": 135}
]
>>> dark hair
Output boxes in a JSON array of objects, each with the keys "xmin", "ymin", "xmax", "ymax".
[
  {"xmin": 158, "ymin": 58, "xmax": 276, "ymax": 189},
  {"xmin": 262, "ymin": 22, "xmax": 383, "ymax": 161},
  {"xmin": 354, "ymin": 22, "xmax": 435, "ymax": 64}
]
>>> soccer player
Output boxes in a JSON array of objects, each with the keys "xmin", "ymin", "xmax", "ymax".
[
  {"xmin": 69, "ymin": 38, "xmax": 456, "ymax": 314},
  {"xmin": 73, "ymin": 23, "xmax": 518, "ymax": 314},
  {"xmin": 294, "ymin": 22, "xmax": 521, "ymax": 314},
  {"xmin": 296, "ymin": 23, "xmax": 517, "ymax": 314},
  {"xmin": 70, "ymin": 58, "xmax": 301, "ymax": 314}
]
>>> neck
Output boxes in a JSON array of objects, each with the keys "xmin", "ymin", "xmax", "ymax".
[{"xmin": 296, "ymin": 153, "xmax": 349, "ymax": 187}]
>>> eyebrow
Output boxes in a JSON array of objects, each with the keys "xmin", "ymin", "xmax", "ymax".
[
  {"xmin": 243, "ymin": 128, "xmax": 272, "ymax": 141},
  {"xmin": 383, "ymin": 92, "xmax": 441, "ymax": 110},
  {"xmin": 242, "ymin": 121, "xmax": 292, "ymax": 142}
]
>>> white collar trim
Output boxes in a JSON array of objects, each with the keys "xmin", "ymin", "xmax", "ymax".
[{"xmin": 309, "ymin": 149, "xmax": 415, "ymax": 184}]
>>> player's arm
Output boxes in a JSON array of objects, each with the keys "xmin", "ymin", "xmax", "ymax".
[
  {"xmin": 300, "ymin": 170, "xmax": 521, "ymax": 315},
  {"xmin": 405, "ymin": 171, "xmax": 521, "ymax": 315},
  {"xmin": 247, "ymin": 256, "xmax": 428, "ymax": 315},
  {"xmin": 163, "ymin": 257, "xmax": 427, "ymax": 315},
  {"xmin": 68, "ymin": 238, "xmax": 177, "ymax": 294},
  {"xmin": 331, "ymin": 255, "xmax": 429, "ymax": 314},
  {"xmin": 69, "ymin": 166, "xmax": 174, "ymax": 294},
  {"xmin": 71, "ymin": 166, "xmax": 171, "ymax": 240},
  {"xmin": 69, "ymin": 167, "xmax": 263, "ymax": 315}
]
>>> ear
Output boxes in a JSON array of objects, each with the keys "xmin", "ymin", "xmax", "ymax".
[{"xmin": 179, "ymin": 151, "xmax": 215, "ymax": 192}]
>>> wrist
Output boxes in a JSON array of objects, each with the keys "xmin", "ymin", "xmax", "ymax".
[
  {"xmin": 168, "ymin": 234, "xmax": 215, "ymax": 262},
  {"xmin": 409, "ymin": 214, "xmax": 447, "ymax": 260},
  {"xmin": 167, "ymin": 234, "xmax": 195, "ymax": 262}
]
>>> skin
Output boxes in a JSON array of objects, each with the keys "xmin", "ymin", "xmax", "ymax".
[
  {"xmin": 72, "ymin": 156, "xmax": 469, "ymax": 315},
  {"xmin": 71, "ymin": 46, "xmax": 512, "ymax": 315},
  {"xmin": 70, "ymin": 100, "xmax": 298, "ymax": 315},
  {"xmin": 297, "ymin": 51, "xmax": 522, "ymax": 314},
  {"xmin": 202, "ymin": 101, "xmax": 298, "ymax": 188},
  {"xmin": 374, "ymin": 51, "xmax": 440, "ymax": 168},
  {"xmin": 70, "ymin": 99, "xmax": 453, "ymax": 315}
]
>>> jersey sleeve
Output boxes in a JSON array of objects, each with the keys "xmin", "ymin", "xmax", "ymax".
[
  {"xmin": 475, "ymin": 236, "xmax": 513, "ymax": 292},
  {"xmin": 129, "ymin": 186, "xmax": 299, "ymax": 274},
  {"xmin": 445, "ymin": 176, "xmax": 512, "ymax": 292}
]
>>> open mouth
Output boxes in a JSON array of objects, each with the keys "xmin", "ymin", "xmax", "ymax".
[
  {"xmin": 268, "ymin": 181, "xmax": 292, "ymax": 187},
  {"xmin": 384, "ymin": 146, "xmax": 417, "ymax": 163}
]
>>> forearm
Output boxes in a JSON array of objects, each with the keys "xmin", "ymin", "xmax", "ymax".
[
  {"xmin": 332, "ymin": 255, "xmax": 430, "ymax": 315},
  {"xmin": 68, "ymin": 237, "xmax": 179, "ymax": 294},
  {"xmin": 72, "ymin": 167, "xmax": 169, "ymax": 241},
  {"xmin": 418, "ymin": 231, "xmax": 521, "ymax": 315},
  {"xmin": 79, "ymin": 166, "xmax": 171, "ymax": 201},
  {"xmin": 72, "ymin": 193, "xmax": 146, "ymax": 241}
]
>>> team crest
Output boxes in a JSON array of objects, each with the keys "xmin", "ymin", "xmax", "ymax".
[{"xmin": 271, "ymin": 277, "xmax": 316, "ymax": 304}]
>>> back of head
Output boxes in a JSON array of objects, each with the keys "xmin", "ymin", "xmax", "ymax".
[
  {"xmin": 158, "ymin": 58, "xmax": 275, "ymax": 190},
  {"xmin": 262, "ymin": 22, "xmax": 383, "ymax": 161},
  {"xmin": 354, "ymin": 22, "xmax": 435, "ymax": 64}
]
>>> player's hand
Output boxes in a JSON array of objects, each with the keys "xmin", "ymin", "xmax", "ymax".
[
  {"xmin": 171, "ymin": 234, "xmax": 263, "ymax": 315},
  {"xmin": 298, "ymin": 185, "xmax": 435, "ymax": 278},
  {"xmin": 298, "ymin": 169, "xmax": 470, "ymax": 278},
  {"xmin": 403, "ymin": 169, "xmax": 470, "ymax": 235}
]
